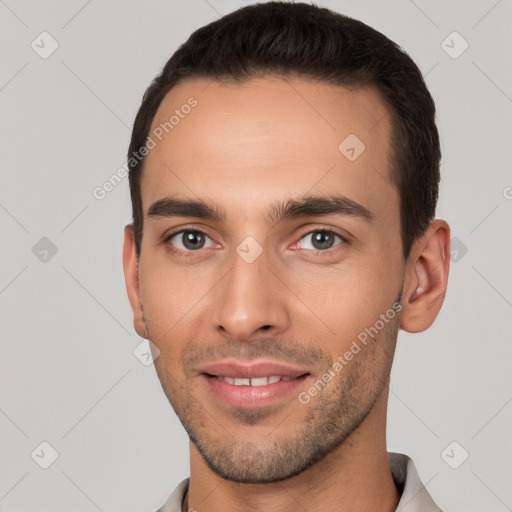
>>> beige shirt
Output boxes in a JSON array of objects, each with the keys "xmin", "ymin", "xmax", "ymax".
[{"xmin": 156, "ymin": 452, "xmax": 442, "ymax": 512}]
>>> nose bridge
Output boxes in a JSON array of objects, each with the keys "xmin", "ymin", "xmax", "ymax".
[{"xmin": 213, "ymin": 242, "xmax": 289, "ymax": 340}]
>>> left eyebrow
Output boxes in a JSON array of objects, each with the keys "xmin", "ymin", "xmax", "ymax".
[
  {"xmin": 267, "ymin": 194, "xmax": 374, "ymax": 225},
  {"xmin": 146, "ymin": 194, "xmax": 374, "ymax": 225}
]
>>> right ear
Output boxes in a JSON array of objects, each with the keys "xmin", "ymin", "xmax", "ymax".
[{"xmin": 122, "ymin": 225, "xmax": 148, "ymax": 338}]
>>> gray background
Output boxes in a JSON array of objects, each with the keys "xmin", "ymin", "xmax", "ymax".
[{"xmin": 1, "ymin": 0, "xmax": 511, "ymax": 511}]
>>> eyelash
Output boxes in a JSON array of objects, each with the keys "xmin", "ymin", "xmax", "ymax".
[{"xmin": 163, "ymin": 226, "xmax": 348, "ymax": 258}]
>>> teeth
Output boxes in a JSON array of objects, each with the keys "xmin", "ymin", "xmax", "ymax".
[
  {"xmin": 218, "ymin": 375, "xmax": 285, "ymax": 386},
  {"xmin": 250, "ymin": 377, "xmax": 269, "ymax": 386}
]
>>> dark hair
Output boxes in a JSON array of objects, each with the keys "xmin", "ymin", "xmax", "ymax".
[{"xmin": 127, "ymin": 1, "xmax": 440, "ymax": 259}]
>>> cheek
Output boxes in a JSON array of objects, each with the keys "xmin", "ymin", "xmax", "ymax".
[
  {"xmin": 287, "ymin": 260, "xmax": 400, "ymax": 347},
  {"xmin": 138, "ymin": 258, "xmax": 215, "ymax": 336}
]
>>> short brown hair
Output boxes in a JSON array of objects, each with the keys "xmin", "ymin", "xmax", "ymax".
[{"xmin": 127, "ymin": 1, "xmax": 440, "ymax": 259}]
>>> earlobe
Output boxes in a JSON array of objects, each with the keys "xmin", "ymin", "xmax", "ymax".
[
  {"xmin": 122, "ymin": 225, "xmax": 148, "ymax": 339},
  {"xmin": 400, "ymin": 220, "xmax": 450, "ymax": 333}
]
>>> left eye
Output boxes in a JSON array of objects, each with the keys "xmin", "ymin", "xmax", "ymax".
[
  {"xmin": 168, "ymin": 230, "xmax": 217, "ymax": 251},
  {"xmin": 298, "ymin": 230, "xmax": 344, "ymax": 251}
]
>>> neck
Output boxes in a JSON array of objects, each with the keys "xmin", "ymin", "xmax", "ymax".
[{"xmin": 184, "ymin": 390, "xmax": 399, "ymax": 512}]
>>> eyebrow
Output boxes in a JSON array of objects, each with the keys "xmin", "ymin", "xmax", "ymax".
[{"xmin": 147, "ymin": 194, "xmax": 374, "ymax": 225}]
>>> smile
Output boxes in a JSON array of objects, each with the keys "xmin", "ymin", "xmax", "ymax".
[
  {"xmin": 201, "ymin": 374, "xmax": 310, "ymax": 409},
  {"xmin": 210, "ymin": 375, "xmax": 297, "ymax": 386}
]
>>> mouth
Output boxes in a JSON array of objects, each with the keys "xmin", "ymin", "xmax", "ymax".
[
  {"xmin": 199, "ymin": 360, "xmax": 311, "ymax": 409},
  {"xmin": 206, "ymin": 375, "xmax": 303, "ymax": 386}
]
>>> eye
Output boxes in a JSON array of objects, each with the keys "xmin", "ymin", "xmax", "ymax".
[
  {"xmin": 166, "ymin": 230, "xmax": 217, "ymax": 252},
  {"xmin": 296, "ymin": 230, "xmax": 345, "ymax": 252}
]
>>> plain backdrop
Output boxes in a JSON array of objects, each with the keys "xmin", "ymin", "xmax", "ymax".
[{"xmin": 0, "ymin": 1, "xmax": 511, "ymax": 511}]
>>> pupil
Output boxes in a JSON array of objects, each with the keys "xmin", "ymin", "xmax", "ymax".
[
  {"xmin": 312, "ymin": 231, "xmax": 334, "ymax": 250},
  {"xmin": 183, "ymin": 231, "xmax": 204, "ymax": 250}
]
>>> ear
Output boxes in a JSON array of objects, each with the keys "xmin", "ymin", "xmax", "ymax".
[
  {"xmin": 400, "ymin": 219, "xmax": 450, "ymax": 333},
  {"xmin": 123, "ymin": 224, "xmax": 148, "ymax": 339}
]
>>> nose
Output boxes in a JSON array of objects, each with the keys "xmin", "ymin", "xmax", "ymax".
[{"xmin": 212, "ymin": 246, "xmax": 290, "ymax": 342}]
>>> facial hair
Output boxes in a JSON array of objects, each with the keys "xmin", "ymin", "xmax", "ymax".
[{"xmin": 151, "ymin": 292, "xmax": 402, "ymax": 483}]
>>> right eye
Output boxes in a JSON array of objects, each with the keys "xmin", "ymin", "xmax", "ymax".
[{"xmin": 165, "ymin": 230, "xmax": 218, "ymax": 253}]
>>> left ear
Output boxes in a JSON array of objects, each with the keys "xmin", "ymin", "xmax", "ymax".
[{"xmin": 400, "ymin": 219, "xmax": 450, "ymax": 333}]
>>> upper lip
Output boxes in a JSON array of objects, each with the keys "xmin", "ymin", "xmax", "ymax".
[{"xmin": 199, "ymin": 360, "xmax": 310, "ymax": 379}]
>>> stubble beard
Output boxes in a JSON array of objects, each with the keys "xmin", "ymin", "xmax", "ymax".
[{"xmin": 151, "ymin": 314, "xmax": 399, "ymax": 484}]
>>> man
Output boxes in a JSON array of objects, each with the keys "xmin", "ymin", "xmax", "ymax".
[{"xmin": 123, "ymin": 2, "xmax": 450, "ymax": 511}]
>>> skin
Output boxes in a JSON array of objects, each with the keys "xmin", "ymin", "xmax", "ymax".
[{"xmin": 123, "ymin": 76, "xmax": 450, "ymax": 512}]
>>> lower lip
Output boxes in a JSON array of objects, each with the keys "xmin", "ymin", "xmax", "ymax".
[{"xmin": 202, "ymin": 374, "xmax": 309, "ymax": 409}]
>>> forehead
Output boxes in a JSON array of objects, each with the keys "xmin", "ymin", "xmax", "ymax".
[{"xmin": 141, "ymin": 76, "xmax": 397, "ymax": 222}]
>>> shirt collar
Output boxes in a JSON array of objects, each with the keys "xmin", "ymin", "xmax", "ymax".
[{"xmin": 388, "ymin": 452, "xmax": 442, "ymax": 511}]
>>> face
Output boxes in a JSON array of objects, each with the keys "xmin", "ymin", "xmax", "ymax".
[{"xmin": 127, "ymin": 76, "xmax": 407, "ymax": 483}]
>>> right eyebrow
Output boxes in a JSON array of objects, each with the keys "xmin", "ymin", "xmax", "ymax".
[{"xmin": 147, "ymin": 196, "xmax": 226, "ymax": 222}]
